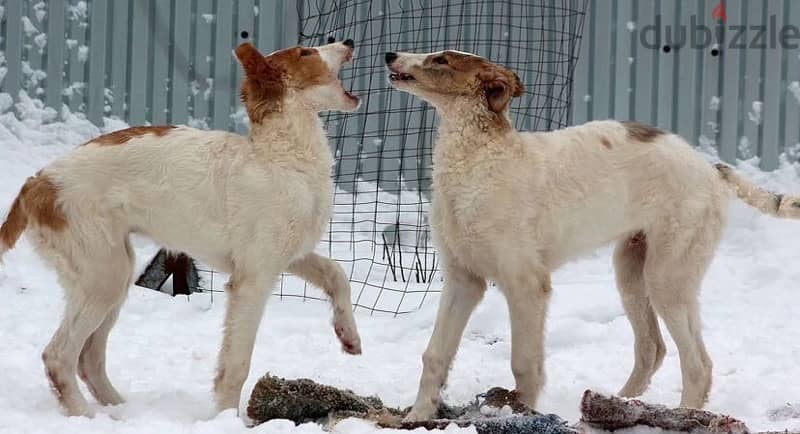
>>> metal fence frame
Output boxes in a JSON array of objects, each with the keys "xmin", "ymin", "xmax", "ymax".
[
  {"xmin": 1, "ymin": 0, "xmax": 798, "ymax": 169},
  {"xmin": 571, "ymin": 0, "xmax": 800, "ymax": 170}
]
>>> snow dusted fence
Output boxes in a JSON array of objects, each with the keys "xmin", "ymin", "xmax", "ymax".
[
  {"xmin": 0, "ymin": 0, "xmax": 589, "ymax": 314},
  {"xmin": 295, "ymin": 0, "xmax": 587, "ymax": 314},
  {"xmin": 0, "ymin": 0, "xmax": 298, "ymax": 132},
  {"xmin": 1, "ymin": 1, "xmax": 799, "ymax": 169},
  {"xmin": 572, "ymin": 0, "xmax": 800, "ymax": 171},
  {"xmin": 5, "ymin": 0, "xmax": 800, "ymax": 312}
]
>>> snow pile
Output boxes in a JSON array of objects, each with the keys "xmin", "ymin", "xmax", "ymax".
[
  {"xmin": 748, "ymin": 101, "xmax": 764, "ymax": 125},
  {"xmin": 789, "ymin": 81, "xmax": 800, "ymax": 106},
  {"xmin": 0, "ymin": 92, "xmax": 799, "ymax": 434}
]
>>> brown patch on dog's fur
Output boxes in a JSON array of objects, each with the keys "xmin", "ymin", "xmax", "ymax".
[
  {"xmin": 265, "ymin": 46, "xmax": 332, "ymax": 89},
  {"xmin": 235, "ymin": 42, "xmax": 334, "ymax": 124},
  {"xmin": 438, "ymin": 52, "xmax": 524, "ymax": 115},
  {"xmin": 621, "ymin": 121, "xmax": 665, "ymax": 142},
  {"xmin": 23, "ymin": 174, "xmax": 68, "ymax": 231},
  {"xmin": 236, "ymin": 42, "xmax": 286, "ymax": 123},
  {"xmin": 403, "ymin": 51, "xmax": 524, "ymax": 123},
  {"xmin": 1, "ymin": 174, "xmax": 67, "ymax": 249},
  {"xmin": 87, "ymin": 126, "xmax": 177, "ymax": 146},
  {"xmin": 0, "ymin": 185, "xmax": 27, "ymax": 248},
  {"xmin": 601, "ymin": 137, "xmax": 612, "ymax": 149},
  {"xmin": 713, "ymin": 163, "xmax": 731, "ymax": 180}
]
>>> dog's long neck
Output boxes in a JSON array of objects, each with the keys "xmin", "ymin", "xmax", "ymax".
[
  {"xmin": 433, "ymin": 100, "xmax": 516, "ymax": 164},
  {"xmin": 247, "ymin": 103, "xmax": 332, "ymax": 171}
]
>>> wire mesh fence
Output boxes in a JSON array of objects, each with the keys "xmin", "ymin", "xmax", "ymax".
[{"xmin": 185, "ymin": 0, "xmax": 588, "ymax": 316}]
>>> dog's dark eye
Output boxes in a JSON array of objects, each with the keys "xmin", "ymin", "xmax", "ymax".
[
  {"xmin": 300, "ymin": 49, "xmax": 314, "ymax": 57},
  {"xmin": 434, "ymin": 56, "xmax": 448, "ymax": 65}
]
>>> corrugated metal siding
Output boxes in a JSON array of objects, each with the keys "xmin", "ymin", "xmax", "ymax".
[
  {"xmin": 571, "ymin": 0, "xmax": 800, "ymax": 170},
  {"xmin": 0, "ymin": 0, "xmax": 298, "ymax": 133},
  {"xmin": 1, "ymin": 1, "xmax": 798, "ymax": 169}
]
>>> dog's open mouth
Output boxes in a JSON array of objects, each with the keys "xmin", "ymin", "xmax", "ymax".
[
  {"xmin": 389, "ymin": 73, "xmax": 415, "ymax": 82},
  {"xmin": 339, "ymin": 56, "xmax": 360, "ymax": 104},
  {"xmin": 344, "ymin": 88, "xmax": 359, "ymax": 103}
]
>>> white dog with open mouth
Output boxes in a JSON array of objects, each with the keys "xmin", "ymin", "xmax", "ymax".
[
  {"xmin": 0, "ymin": 39, "xmax": 362, "ymax": 417},
  {"xmin": 384, "ymin": 48, "xmax": 800, "ymax": 422}
]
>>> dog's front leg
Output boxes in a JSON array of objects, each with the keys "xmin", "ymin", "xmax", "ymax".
[
  {"xmin": 501, "ymin": 270, "xmax": 552, "ymax": 410},
  {"xmin": 288, "ymin": 253, "xmax": 361, "ymax": 354},
  {"xmin": 404, "ymin": 262, "xmax": 487, "ymax": 423},
  {"xmin": 214, "ymin": 271, "xmax": 276, "ymax": 413}
]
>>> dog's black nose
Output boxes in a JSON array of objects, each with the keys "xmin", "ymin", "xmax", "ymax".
[
  {"xmin": 342, "ymin": 39, "xmax": 354, "ymax": 48},
  {"xmin": 385, "ymin": 52, "xmax": 398, "ymax": 65}
]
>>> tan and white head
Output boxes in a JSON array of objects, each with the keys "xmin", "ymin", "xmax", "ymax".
[
  {"xmin": 384, "ymin": 50, "xmax": 524, "ymax": 126},
  {"xmin": 234, "ymin": 39, "xmax": 360, "ymax": 122}
]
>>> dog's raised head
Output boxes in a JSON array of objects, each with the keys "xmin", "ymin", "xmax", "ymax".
[
  {"xmin": 234, "ymin": 39, "xmax": 360, "ymax": 123},
  {"xmin": 384, "ymin": 50, "xmax": 524, "ymax": 121}
]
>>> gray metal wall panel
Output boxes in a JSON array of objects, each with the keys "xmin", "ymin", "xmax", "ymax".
[
  {"xmin": 741, "ymin": 0, "xmax": 763, "ymax": 161},
  {"xmin": 785, "ymin": 1, "xmax": 800, "ymax": 153},
  {"xmin": 674, "ymin": 1, "xmax": 700, "ymax": 144},
  {"xmin": 4, "ymin": 0, "xmax": 22, "ymax": 101},
  {"xmin": 211, "ymin": 2, "xmax": 234, "ymax": 131},
  {"xmin": 570, "ymin": 0, "xmax": 800, "ymax": 170},
  {"xmin": 88, "ymin": 0, "xmax": 108, "ymax": 125},
  {"xmin": 109, "ymin": 0, "xmax": 130, "ymax": 119},
  {"xmin": 192, "ymin": 0, "xmax": 213, "ymax": 126},
  {"xmin": 67, "ymin": 1, "xmax": 88, "ymax": 113},
  {"xmin": 44, "ymin": 1, "xmax": 67, "ymax": 110},
  {"xmin": 656, "ymin": 0, "xmax": 675, "ymax": 131},
  {"xmin": 1, "ymin": 0, "xmax": 798, "ymax": 171},
  {"xmin": 718, "ymin": 0, "xmax": 744, "ymax": 163},
  {"xmin": 762, "ymin": 1, "xmax": 784, "ymax": 169},
  {"xmin": 24, "ymin": 2, "xmax": 44, "ymax": 82},
  {"xmin": 151, "ymin": 0, "xmax": 171, "ymax": 125},
  {"xmin": 170, "ymin": 0, "xmax": 192, "ymax": 125}
]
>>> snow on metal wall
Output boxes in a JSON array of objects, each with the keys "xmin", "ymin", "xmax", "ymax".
[
  {"xmin": 1, "ymin": 1, "xmax": 799, "ymax": 170},
  {"xmin": 0, "ymin": 0, "xmax": 298, "ymax": 133},
  {"xmin": 572, "ymin": 0, "xmax": 800, "ymax": 170}
]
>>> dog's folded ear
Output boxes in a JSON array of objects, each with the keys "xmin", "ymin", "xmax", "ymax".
[
  {"xmin": 481, "ymin": 69, "xmax": 525, "ymax": 114},
  {"xmin": 484, "ymin": 80, "xmax": 511, "ymax": 114}
]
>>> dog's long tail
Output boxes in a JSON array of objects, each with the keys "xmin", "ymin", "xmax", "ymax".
[
  {"xmin": 0, "ymin": 177, "xmax": 34, "ymax": 260},
  {"xmin": 714, "ymin": 163, "xmax": 800, "ymax": 219}
]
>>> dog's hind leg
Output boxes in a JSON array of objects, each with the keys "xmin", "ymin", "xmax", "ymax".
[
  {"xmin": 78, "ymin": 304, "xmax": 125, "ymax": 406},
  {"xmin": 288, "ymin": 253, "xmax": 361, "ymax": 354},
  {"xmin": 41, "ymin": 238, "xmax": 131, "ymax": 417},
  {"xmin": 644, "ymin": 214, "xmax": 722, "ymax": 409},
  {"xmin": 614, "ymin": 233, "xmax": 666, "ymax": 398},
  {"xmin": 77, "ymin": 236, "xmax": 133, "ymax": 407},
  {"xmin": 214, "ymin": 268, "xmax": 278, "ymax": 412},
  {"xmin": 404, "ymin": 260, "xmax": 487, "ymax": 423}
]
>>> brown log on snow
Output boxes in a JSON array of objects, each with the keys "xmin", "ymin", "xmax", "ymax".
[{"xmin": 579, "ymin": 390, "xmax": 751, "ymax": 434}]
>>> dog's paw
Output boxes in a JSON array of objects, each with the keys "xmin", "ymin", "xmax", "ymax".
[
  {"xmin": 63, "ymin": 402, "xmax": 95, "ymax": 419},
  {"xmin": 402, "ymin": 404, "xmax": 436, "ymax": 423},
  {"xmin": 402, "ymin": 410, "xmax": 431, "ymax": 424},
  {"xmin": 334, "ymin": 319, "xmax": 361, "ymax": 355}
]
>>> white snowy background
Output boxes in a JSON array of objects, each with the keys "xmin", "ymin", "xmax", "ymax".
[{"xmin": 0, "ymin": 91, "xmax": 799, "ymax": 434}]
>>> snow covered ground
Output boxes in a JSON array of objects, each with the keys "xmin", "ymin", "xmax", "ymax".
[{"xmin": 0, "ymin": 92, "xmax": 799, "ymax": 434}]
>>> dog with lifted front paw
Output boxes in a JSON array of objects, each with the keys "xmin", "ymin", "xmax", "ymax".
[{"xmin": 0, "ymin": 39, "xmax": 363, "ymax": 417}]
